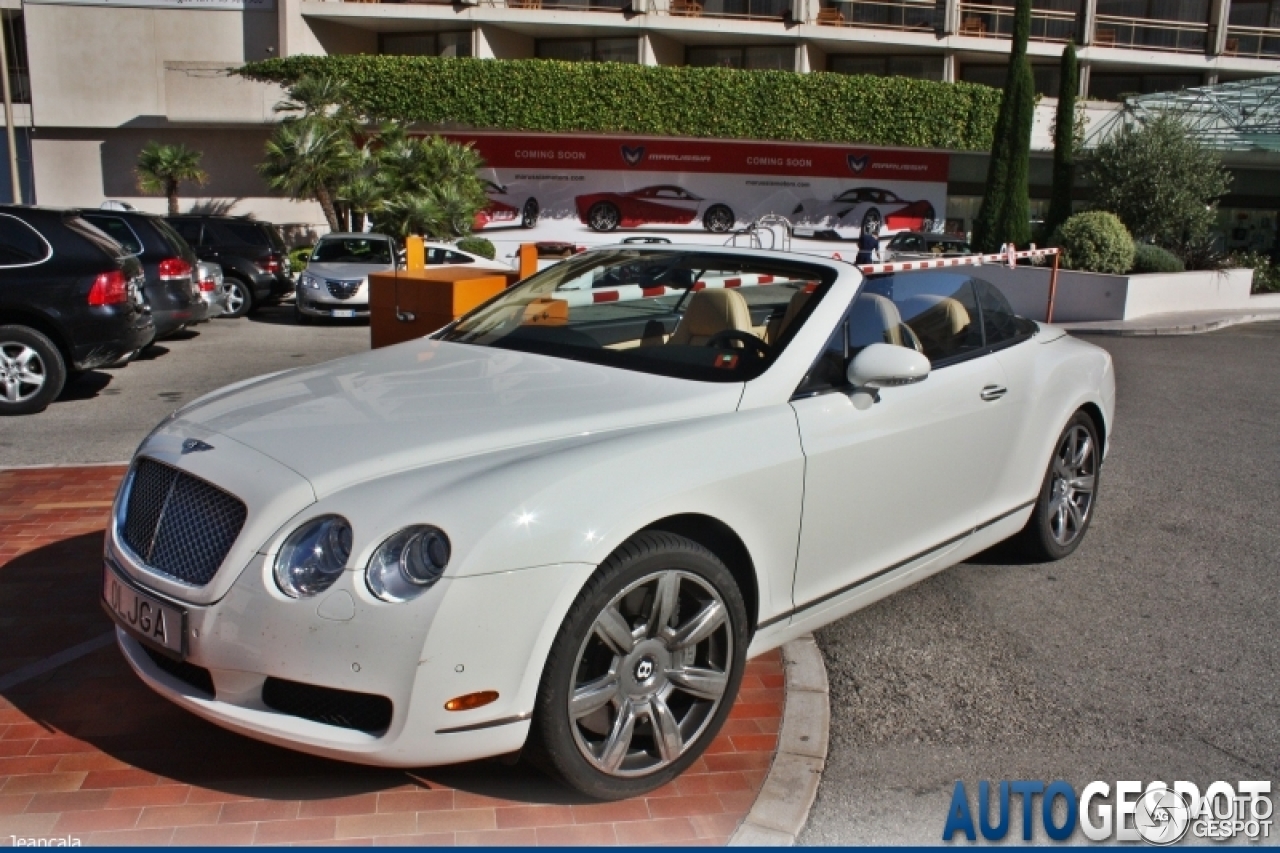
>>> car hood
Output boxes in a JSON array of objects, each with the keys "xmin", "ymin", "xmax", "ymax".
[
  {"xmin": 172, "ymin": 339, "xmax": 744, "ymax": 498},
  {"xmin": 305, "ymin": 261, "xmax": 393, "ymax": 280}
]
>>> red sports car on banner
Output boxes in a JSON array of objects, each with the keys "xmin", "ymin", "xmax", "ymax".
[
  {"xmin": 474, "ymin": 180, "xmax": 540, "ymax": 230},
  {"xmin": 791, "ymin": 187, "xmax": 936, "ymax": 237},
  {"xmin": 575, "ymin": 185, "xmax": 736, "ymax": 233}
]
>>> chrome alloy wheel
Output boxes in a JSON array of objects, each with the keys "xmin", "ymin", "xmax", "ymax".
[
  {"xmin": 224, "ymin": 281, "xmax": 246, "ymax": 315},
  {"xmin": 1048, "ymin": 424, "xmax": 1097, "ymax": 546},
  {"xmin": 568, "ymin": 570, "xmax": 732, "ymax": 778},
  {"xmin": 0, "ymin": 343, "xmax": 48, "ymax": 404}
]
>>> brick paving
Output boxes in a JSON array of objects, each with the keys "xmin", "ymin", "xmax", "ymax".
[{"xmin": 0, "ymin": 466, "xmax": 785, "ymax": 846}]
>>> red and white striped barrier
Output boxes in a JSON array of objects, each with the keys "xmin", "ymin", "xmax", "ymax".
[
  {"xmin": 848, "ymin": 245, "xmax": 1060, "ymax": 276},
  {"xmin": 557, "ymin": 273, "xmax": 798, "ymax": 307}
]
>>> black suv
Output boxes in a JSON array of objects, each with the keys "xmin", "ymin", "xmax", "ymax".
[
  {"xmin": 168, "ymin": 216, "xmax": 293, "ymax": 317},
  {"xmin": 0, "ymin": 206, "xmax": 154, "ymax": 415},
  {"xmin": 81, "ymin": 209, "xmax": 202, "ymax": 339}
]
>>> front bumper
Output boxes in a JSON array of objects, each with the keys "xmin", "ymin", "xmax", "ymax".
[
  {"xmin": 104, "ymin": 480, "xmax": 593, "ymax": 767},
  {"xmin": 297, "ymin": 296, "xmax": 370, "ymax": 319}
]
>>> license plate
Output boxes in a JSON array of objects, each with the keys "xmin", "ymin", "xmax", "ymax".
[
  {"xmin": 102, "ymin": 564, "xmax": 186, "ymax": 656},
  {"xmin": 332, "ymin": 309, "xmax": 355, "ymax": 318}
]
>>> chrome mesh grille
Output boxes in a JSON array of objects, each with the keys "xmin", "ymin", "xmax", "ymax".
[
  {"xmin": 120, "ymin": 458, "xmax": 247, "ymax": 586},
  {"xmin": 326, "ymin": 279, "xmax": 361, "ymax": 300}
]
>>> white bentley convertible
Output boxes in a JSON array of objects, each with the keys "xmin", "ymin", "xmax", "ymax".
[{"xmin": 103, "ymin": 245, "xmax": 1114, "ymax": 800}]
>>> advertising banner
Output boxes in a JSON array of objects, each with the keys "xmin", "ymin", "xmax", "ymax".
[{"xmin": 443, "ymin": 132, "xmax": 950, "ymax": 257}]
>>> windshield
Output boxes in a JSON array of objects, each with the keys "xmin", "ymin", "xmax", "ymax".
[
  {"xmin": 438, "ymin": 249, "xmax": 836, "ymax": 382},
  {"xmin": 311, "ymin": 237, "xmax": 394, "ymax": 266}
]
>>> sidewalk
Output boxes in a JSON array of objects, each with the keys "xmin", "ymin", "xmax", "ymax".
[{"xmin": 1059, "ymin": 294, "xmax": 1280, "ymax": 336}]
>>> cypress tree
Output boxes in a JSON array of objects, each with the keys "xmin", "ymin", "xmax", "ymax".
[
  {"xmin": 1044, "ymin": 42, "xmax": 1079, "ymax": 240},
  {"xmin": 971, "ymin": 0, "xmax": 1035, "ymax": 252}
]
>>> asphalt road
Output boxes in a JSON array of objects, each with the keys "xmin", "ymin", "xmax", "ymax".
[
  {"xmin": 0, "ymin": 306, "xmax": 369, "ymax": 467},
  {"xmin": 801, "ymin": 323, "xmax": 1280, "ymax": 845}
]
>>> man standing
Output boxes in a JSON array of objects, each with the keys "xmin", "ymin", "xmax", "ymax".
[{"xmin": 856, "ymin": 227, "xmax": 880, "ymax": 265}]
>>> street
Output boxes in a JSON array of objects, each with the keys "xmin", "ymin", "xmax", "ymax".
[{"xmin": 802, "ymin": 323, "xmax": 1280, "ymax": 844}]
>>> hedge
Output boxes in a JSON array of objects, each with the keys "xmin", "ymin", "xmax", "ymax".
[{"xmin": 240, "ymin": 56, "xmax": 1002, "ymax": 151}]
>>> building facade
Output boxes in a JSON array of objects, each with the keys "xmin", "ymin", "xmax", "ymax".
[{"xmin": 1, "ymin": 0, "xmax": 1278, "ymax": 242}]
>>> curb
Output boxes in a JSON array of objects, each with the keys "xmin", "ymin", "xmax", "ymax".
[
  {"xmin": 728, "ymin": 635, "xmax": 830, "ymax": 847},
  {"xmin": 1062, "ymin": 312, "xmax": 1280, "ymax": 337}
]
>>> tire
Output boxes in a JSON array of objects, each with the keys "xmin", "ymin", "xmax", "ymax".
[
  {"xmin": 0, "ymin": 325, "xmax": 67, "ymax": 416},
  {"xmin": 528, "ymin": 530, "xmax": 749, "ymax": 800},
  {"xmin": 293, "ymin": 301, "xmax": 313, "ymax": 326},
  {"xmin": 587, "ymin": 202, "xmax": 621, "ymax": 233},
  {"xmin": 861, "ymin": 208, "xmax": 882, "ymax": 237},
  {"xmin": 522, "ymin": 198, "xmax": 540, "ymax": 229},
  {"xmin": 222, "ymin": 277, "xmax": 253, "ymax": 319},
  {"xmin": 703, "ymin": 204, "xmax": 735, "ymax": 233},
  {"xmin": 1015, "ymin": 411, "xmax": 1101, "ymax": 561}
]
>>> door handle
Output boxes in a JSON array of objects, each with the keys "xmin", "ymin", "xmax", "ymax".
[{"xmin": 980, "ymin": 384, "xmax": 1008, "ymax": 402}]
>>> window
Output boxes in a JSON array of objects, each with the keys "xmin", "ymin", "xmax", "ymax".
[
  {"xmin": 687, "ymin": 45, "xmax": 795, "ymax": 70},
  {"xmin": 0, "ymin": 214, "xmax": 49, "ymax": 266},
  {"xmin": 960, "ymin": 63, "xmax": 1063, "ymax": 95},
  {"xmin": 828, "ymin": 55, "xmax": 945, "ymax": 81},
  {"xmin": 379, "ymin": 31, "xmax": 472, "ymax": 58},
  {"xmin": 81, "ymin": 215, "xmax": 143, "ymax": 255},
  {"xmin": 973, "ymin": 277, "xmax": 1037, "ymax": 345},
  {"xmin": 3, "ymin": 16, "xmax": 30, "ymax": 105},
  {"xmin": 170, "ymin": 220, "xmax": 203, "ymax": 246},
  {"xmin": 313, "ymin": 237, "xmax": 394, "ymax": 266},
  {"xmin": 536, "ymin": 37, "xmax": 639, "ymax": 63},
  {"xmin": 427, "ymin": 248, "xmax": 475, "ymax": 265},
  {"xmin": 1088, "ymin": 71, "xmax": 1202, "ymax": 100}
]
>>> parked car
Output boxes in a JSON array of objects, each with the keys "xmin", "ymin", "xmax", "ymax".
[
  {"xmin": 0, "ymin": 205, "xmax": 154, "ymax": 415},
  {"xmin": 104, "ymin": 244, "xmax": 1114, "ymax": 800},
  {"xmin": 296, "ymin": 235, "xmax": 511, "ymax": 323},
  {"xmin": 881, "ymin": 231, "xmax": 975, "ymax": 262},
  {"xmin": 576, "ymin": 185, "xmax": 736, "ymax": 233},
  {"xmin": 80, "ymin": 208, "xmax": 202, "ymax": 339},
  {"xmin": 194, "ymin": 261, "xmax": 229, "ymax": 320},
  {"xmin": 792, "ymin": 187, "xmax": 936, "ymax": 237},
  {"xmin": 167, "ymin": 216, "xmax": 293, "ymax": 318},
  {"xmin": 475, "ymin": 180, "xmax": 540, "ymax": 230}
]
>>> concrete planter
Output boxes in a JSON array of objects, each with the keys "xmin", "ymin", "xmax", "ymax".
[{"xmin": 974, "ymin": 266, "xmax": 1256, "ymax": 323}]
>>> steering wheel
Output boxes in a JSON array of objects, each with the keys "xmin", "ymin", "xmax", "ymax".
[{"xmin": 705, "ymin": 329, "xmax": 772, "ymax": 360}]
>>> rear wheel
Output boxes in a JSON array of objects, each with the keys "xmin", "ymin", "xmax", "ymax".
[
  {"xmin": 0, "ymin": 326, "xmax": 66, "ymax": 416},
  {"xmin": 223, "ymin": 277, "xmax": 252, "ymax": 319},
  {"xmin": 528, "ymin": 531, "xmax": 748, "ymax": 800},
  {"xmin": 703, "ymin": 205, "xmax": 735, "ymax": 233},
  {"xmin": 1015, "ymin": 411, "xmax": 1101, "ymax": 561},
  {"xmin": 860, "ymin": 208, "xmax": 882, "ymax": 237},
  {"xmin": 587, "ymin": 202, "xmax": 621, "ymax": 233}
]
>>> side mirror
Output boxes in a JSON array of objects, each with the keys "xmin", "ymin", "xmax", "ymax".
[{"xmin": 847, "ymin": 343, "xmax": 931, "ymax": 392}]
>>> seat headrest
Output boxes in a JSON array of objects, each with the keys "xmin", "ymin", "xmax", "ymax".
[
  {"xmin": 678, "ymin": 288, "xmax": 752, "ymax": 339},
  {"xmin": 848, "ymin": 292, "xmax": 904, "ymax": 349}
]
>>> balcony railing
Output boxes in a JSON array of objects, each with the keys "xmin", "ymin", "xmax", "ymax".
[
  {"xmin": 812, "ymin": 0, "xmax": 937, "ymax": 31},
  {"xmin": 655, "ymin": 0, "xmax": 791, "ymax": 19},
  {"xmin": 955, "ymin": 3, "xmax": 1078, "ymax": 42},
  {"xmin": 1223, "ymin": 24, "xmax": 1280, "ymax": 58},
  {"xmin": 1091, "ymin": 14, "xmax": 1208, "ymax": 52}
]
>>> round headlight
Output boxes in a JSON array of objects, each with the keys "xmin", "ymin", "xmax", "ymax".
[
  {"xmin": 366, "ymin": 525, "xmax": 450, "ymax": 603},
  {"xmin": 301, "ymin": 273, "xmax": 321, "ymax": 289},
  {"xmin": 273, "ymin": 515, "xmax": 353, "ymax": 598}
]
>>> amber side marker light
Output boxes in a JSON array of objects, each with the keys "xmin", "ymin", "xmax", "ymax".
[{"xmin": 445, "ymin": 691, "xmax": 499, "ymax": 712}]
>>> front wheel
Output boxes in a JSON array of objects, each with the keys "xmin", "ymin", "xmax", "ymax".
[
  {"xmin": 0, "ymin": 325, "xmax": 66, "ymax": 416},
  {"xmin": 522, "ymin": 198, "xmax": 540, "ymax": 229},
  {"xmin": 528, "ymin": 531, "xmax": 748, "ymax": 800},
  {"xmin": 703, "ymin": 204, "xmax": 735, "ymax": 233},
  {"xmin": 860, "ymin": 208, "xmax": 882, "ymax": 237},
  {"xmin": 1015, "ymin": 411, "xmax": 1101, "ymax": 561}
]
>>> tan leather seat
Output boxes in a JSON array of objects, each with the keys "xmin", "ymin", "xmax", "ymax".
[
  {"xmin": 669, "ymin": 289, "xmax": 754, "ymax": 346},
  {"xmin": 898, "ymin": 295, "xmax": 972, "ymax": 359},
  {"xmin": 847, "ymin": 292, "xmax": 906, "ymax": 349},
  {"xmin": 766, "ymin": 289, "xmax": 812, "ymax": 344}
]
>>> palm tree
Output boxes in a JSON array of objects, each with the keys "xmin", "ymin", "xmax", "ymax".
[
  {"xmin": 259, "ymin": 117, "xmax": 353, "ymax": 232},
  {"xmin": 136, "ymin": 142, "xmax": 208, "ymax": 216}
]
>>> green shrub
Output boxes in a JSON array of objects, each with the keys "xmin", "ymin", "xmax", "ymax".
[
  {"xmin": 240, "ymin": 57, "xmax": 1002, "ymax": 151},
  {"xmin": 1230, "ymin": 250, "xmax": 1280, "ymax": 294},
  {"xmin": 457, "ymin": 237, "xmax": 496, "ymax": 260},
  {"xmin": 289, "ymin": 245, "xmax": 313, "ymax": 272},
  {"xmin": 1130, "ymin": 243, "xmax": 1184, "ymax": 274},
  {"xmin": 1051, "ymin": 211, "xmax": 1134, "ymax": 274}
]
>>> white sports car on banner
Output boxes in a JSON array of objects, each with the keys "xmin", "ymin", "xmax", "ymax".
[
  {"xmin": 103, "ymin": 246, "xmax": 1114, "ymax": 800},
  {"xmin": 792, "ymin": 187, "xmax": 937, "ymax": 237}
]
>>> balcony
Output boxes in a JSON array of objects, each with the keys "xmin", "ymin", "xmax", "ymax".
[
  {"xmin": 955, "ymin": 2, "xmax": 1078, "ymax": 41},
  {"xmin": 1091, "ymin": 14, "xmax": 1209, "ymax": 52},
  {"xmin": 654, "ymin": 0, "xmax": 790, "ymax": 20},
  {"xmin": 811, "ymin": 0, "xmax": 937, "ymax": 31},
  {"xmin": 1222, "ymin": 24, "xmax": 1280, "ymax": 57}
]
